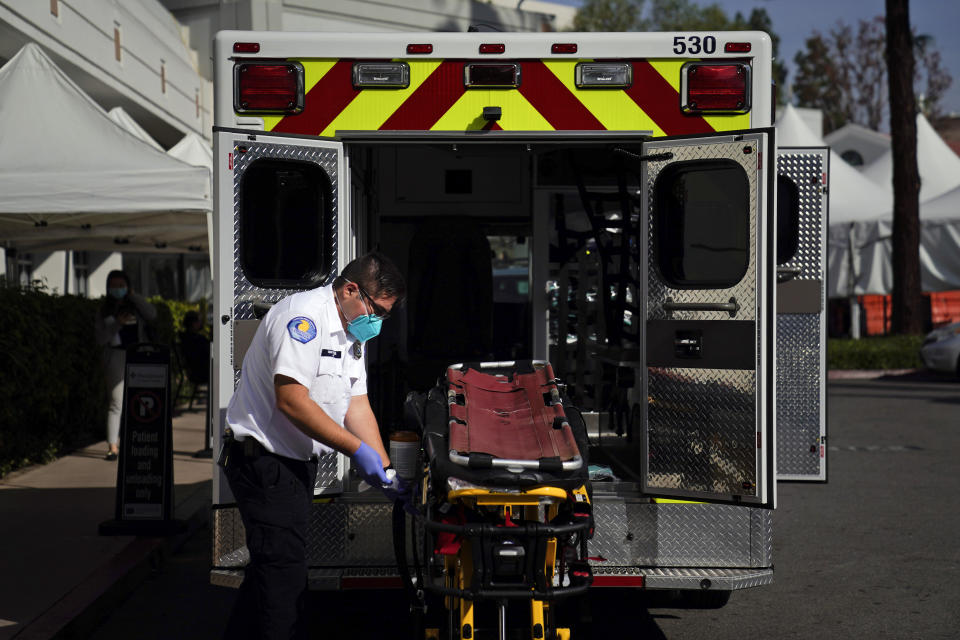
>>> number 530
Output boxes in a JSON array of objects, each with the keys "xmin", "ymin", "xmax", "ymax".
[{"xmin": 673, "ymin": 35, "xmax": 716, "ymax": 55}]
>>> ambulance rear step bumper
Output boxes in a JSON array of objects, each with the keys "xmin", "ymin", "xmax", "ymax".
[{"xmin": 210, "ymin": 567, "xmax": 772, "ymax": 592}]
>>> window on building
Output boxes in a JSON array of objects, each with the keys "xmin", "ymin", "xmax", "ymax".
[
  {"xmin": 73, "ymin": 251, "xmax": 89, "ymax": 297},
  {"xmin": 114, "ymin": 23, "xmax": 122, "ymax": 62},
  {"xmin": 653, "ymin": 159, "xmax": 750, "ymax": 289},
  {"xmin": 841, "ymin": 149, "xmax": 864, "ymax": 167}
]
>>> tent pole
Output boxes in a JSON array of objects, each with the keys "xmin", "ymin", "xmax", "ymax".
[{"xmin": 847, "ymin": 223, "xmax": 861, "ymax": 339}]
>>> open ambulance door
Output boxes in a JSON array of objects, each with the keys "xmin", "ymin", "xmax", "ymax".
[
  {"xmin": 640, "ymin": 130, "xmax": 776, "ymax": 508},
  {"xmin": 211, "ymin": 129, "xmax": 347, "ymax": 505},
  {"xmin": 775, "ymin": 147, "xmax": 829, "ymax": 482}
]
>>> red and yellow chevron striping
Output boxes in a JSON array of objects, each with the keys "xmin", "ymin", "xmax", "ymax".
[{"xmin": 263, "ymin": 59, "xmax": 750, "ymax": 137}]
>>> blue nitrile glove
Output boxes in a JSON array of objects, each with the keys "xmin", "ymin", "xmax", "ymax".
[
  {"xmin": 383, "ymin": 477, "xmax": 418, "ymax": 516},
  {"xmin": 351, "ymin": 442, "xmax": 390, "ymax": 487}
]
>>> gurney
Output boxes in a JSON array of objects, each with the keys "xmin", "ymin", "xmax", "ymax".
[{"xmin": 398, "ymin": 361, "xmax": 593, "ymax": 640}]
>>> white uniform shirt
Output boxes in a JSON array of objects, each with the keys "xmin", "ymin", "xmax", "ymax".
[{"xmin": 226, "ymin": 285, "xmax": 367, "ymax": 460}]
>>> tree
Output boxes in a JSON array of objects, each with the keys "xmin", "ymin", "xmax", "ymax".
[
  {"xmin": 573, "ymin": 0, "xmax": 787, "ymax": 103},
  {"xmin": 572, "ymin": 0, "xmax": 643, "ymax": 32},
  {"xmin": 793, "ymin": 16, "xmax": 953, "ymax": 134},
  {"xmin": 885, "ymin": 0, "xmax": 922, "ymax": 335}
]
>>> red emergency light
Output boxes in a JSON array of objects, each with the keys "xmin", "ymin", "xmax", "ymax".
[
  {"xmin": 551, "ymin": 43, "xmax": 578, "ymax": 54},
  {"xmin": 724, "ymin": 42, "xmax": 752, "ymax": 53},
  {"xmin": 233, "ymin": 42, "xmax": 260, "ymax": 54},
  {"xmin": 406, "ymin": 44, "xmax": 433, "ymax": 54},
  {"xmin": 479, "ymin": 43, "xmax": 506, "ymax": 54},
  {"xmin": 682, "ymin": 62, "xmax": 750, "ymax": 113},
  {"xmin": 234, "ymin": 62, "xmax": 304, "ymax": 113}
]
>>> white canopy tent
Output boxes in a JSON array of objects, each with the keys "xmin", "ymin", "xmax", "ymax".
[
  {"xmin": 167, "ymin": 132, "xmax": 213, "ymax": 172},
  {"xmin": 0, "ymin": 43, "xmax": 211, "ymax": 254},
  {"xmin": 108, "ymin": 106, "xmax": 165, "ymax": 152},
  {"xmin": 782, "ymin": 105, "xmax": 960, "ymax": 298},
  {"xmin": 861, "ymin": 114, "xmax": 960, "ymax": 202}
]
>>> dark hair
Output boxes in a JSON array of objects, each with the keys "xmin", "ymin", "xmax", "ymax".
[
  {"xmin": 335, "ymin": 251, "xmax": 406, "ymax": 304},
  {"xmin": 106, "ymin": 270, "xmax": 130, "ymax": 288}
]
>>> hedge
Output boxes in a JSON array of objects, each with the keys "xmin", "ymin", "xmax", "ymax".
[
  {"xmin": 0, "ymin": 282, "xmax": 205, "ymax": 479},
  {"xmin": 827, "ymin": 335, "xmax": 925, "ymax": 370}
]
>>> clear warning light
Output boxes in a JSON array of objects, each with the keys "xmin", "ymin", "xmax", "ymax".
[
  {"xmin": 352, "ymin": 62, "xmax": 410, "ymax": 88},
  {"xmin": 575, "ymin": 62, "xmax": 632, "ymax": 88}
]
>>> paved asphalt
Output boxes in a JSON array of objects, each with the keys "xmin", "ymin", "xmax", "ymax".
[{"xmin": 88, "ymin": 375, "xmax": 960, "ymax": 639}]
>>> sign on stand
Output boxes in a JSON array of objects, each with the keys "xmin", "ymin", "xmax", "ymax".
[{"xmin": 100, "ymin": 344, "xmax": 185, "ymax": 536}]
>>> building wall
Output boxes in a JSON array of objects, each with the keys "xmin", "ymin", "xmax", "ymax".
[
  {"xmin": 0, "ymin": 0, "xmax": 212, "ymax": 146},
  {"xmin": 163, "ymin": 0, "xmax": 560, "ymax": 81}
]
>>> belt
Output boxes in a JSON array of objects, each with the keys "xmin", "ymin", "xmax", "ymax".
[{"xmin": 227, "ymin": 436, "xmax": 318, "ymax": 463}]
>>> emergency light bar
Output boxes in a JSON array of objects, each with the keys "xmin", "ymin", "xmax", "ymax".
[
  {"xmin": 575, "ymin": 62, "xmax": 632, "ymax": 88},
  {"xmin": 465, "ymin": 63, "xmax": 520, "ymax": 88},
  {"xmin": 234, "ymin": 62, "xmax": 304, "ymax": 113},
  {"xmin": 681, "ymin": 62, "xmax": 751, "ymax": 113},
  {"xmin": 352, "ymin": 62, "xmax": 410, "ymax": 88}
]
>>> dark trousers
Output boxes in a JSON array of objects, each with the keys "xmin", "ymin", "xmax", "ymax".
[{"xmin": 223, "ymin": 445, "xmax": 317, "ymax": 640}]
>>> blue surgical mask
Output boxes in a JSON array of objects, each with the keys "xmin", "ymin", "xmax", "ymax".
[
  {"xmin": 109, "ymin": 287, "xmax": 127, "ymax": 300},
  {"xmin": 347, "ymin": 313, "xmax": 382, "ymax": 343}
]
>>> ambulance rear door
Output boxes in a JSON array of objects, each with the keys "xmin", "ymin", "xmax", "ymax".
[
  {"xmin": 212, "ymin": 128, "xmax": 347, "ymax": 504},
  {"xmin": 775, "ymin": 147, "xmax": 829, "ymax": 482},
  {"xmin": 640, "ymin": 130, "xmax": 776, "ymax": 507}
]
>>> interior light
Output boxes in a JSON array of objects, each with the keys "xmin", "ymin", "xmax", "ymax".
[
  {"xmin": 352, "ymin": 62, "xmax": 410, "ymax": 88},
  {"xmin": 465, "ymin": 63, "xmax": 520, "ymax": 88},
  {"xmin": 682, "ymin": 62, "xmax": 750, "ymax": 112},
  {"xmin": 233, "ymin": 42, "xmax": 260, "ymax": 54},
  {"xmin": 234, "ymin": 62, "xmax": 304, "ymax": 113},
  {"xmin": 575, "ymin": 62, "xmax": 632, "ymax": 88}
]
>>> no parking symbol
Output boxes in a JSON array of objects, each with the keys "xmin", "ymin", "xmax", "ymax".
[{"xmin": 129, "ymin": 390, "xmax": 162, "ymax": 423}]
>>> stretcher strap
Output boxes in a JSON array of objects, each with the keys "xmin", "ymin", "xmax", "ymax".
[{"xmin": 447, "ymin": 366, "xmax": 579, "ymax": 462}]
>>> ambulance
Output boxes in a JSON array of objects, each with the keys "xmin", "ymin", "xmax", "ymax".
[{"xmin": 208, "ymin": 27, "xmax": 828, "ymax": 624}]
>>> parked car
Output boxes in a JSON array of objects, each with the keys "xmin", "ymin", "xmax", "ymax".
[{"xmin": 919, "ymin": 321, "xmax": 960, "ymax": 376}]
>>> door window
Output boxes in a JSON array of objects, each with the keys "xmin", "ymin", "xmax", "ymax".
[
  {"xmin": 239, "ymin": 158, "xmax": 334, "ymax": 288},
  {"xmin": 776, "ymin": 174, "xmax": 800, "ymax": 265},
  {"xmin": 653, "ymin": 159, "xmax": 749, "ymax": 288}
]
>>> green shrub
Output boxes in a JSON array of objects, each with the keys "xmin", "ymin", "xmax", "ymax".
[
  {"xmin": 0, "ymin": 284, "xmax": 208, "ymax": 479},
  {"xmin": 0, "ymin": 282, "xmax": 108, "ymax": 478},
  {"xmin": 827, "ymin": 335, "xmax": 924, "ymax": 370}
]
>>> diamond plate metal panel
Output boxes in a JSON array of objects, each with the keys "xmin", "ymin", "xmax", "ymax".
[
  {"xmin": 777, "ymin": 152, "xmax": 824, "ymax": 281},
  {"xmin": 645, "ymin": 140, "xmax": 760, "ymax": 322},
  {"xmin": 646, "ymin": 368, "xmax": 758, "ymax": 497},
  {"xmin": 777, "ymin": 313, "xmax": 823, "ymax": 477},
  {"xmin": 213, "ymin": 507, "xmax": 248, "ymax": 567},
  {"xmin": 589, "ymin": 499, "xmax": 773, "ymax": 568},
  {"xmin": 231, "ymin": 140, "xmax": 339, "ymax": 322},
  {"xmin": 214, "ymin": 502, "xmax": 398, "ymax": 568},
  {"xmin": 751, "ymin": 506, "xmax": 774, "ymax": 567},
  {"xmin": 642, "ymin": 567, "xmax": 773, "ymax": 590},
  {"xmin": 306, "ymin": 503, "xmax": 347, "ymax": 565},
  {"xmin": 776, "ymin": 150, "xmax": 827, "ymax": 482},
  {"xmin": 313, "ymin": 451, "xmax": 344, "ymax": 494}
]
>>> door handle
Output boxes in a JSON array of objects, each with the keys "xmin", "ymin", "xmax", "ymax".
[
  {"xmin": 663, "ymin": 297, "xmax": 740, "ymax": 317},
  {"xmin": 777, "ymin": 266, "xmax": 802, "ymax": 283}
]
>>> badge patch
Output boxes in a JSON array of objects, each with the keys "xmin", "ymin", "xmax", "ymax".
[
  {"xmin": 351, "ymin": 342, "xmax": 363, "ymax": 359},
  {"xmin": 287, "ymin": 316, "xmax": 317, "ymax": 343}
]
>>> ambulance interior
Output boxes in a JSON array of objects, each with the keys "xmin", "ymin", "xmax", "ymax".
[
  {"xmin": 239, "ymin": 139, "xmax": 763, "ymax": 485},
  {"xmin": 348, "ymin": 140, "xmax": 702, "ymax": 485}
]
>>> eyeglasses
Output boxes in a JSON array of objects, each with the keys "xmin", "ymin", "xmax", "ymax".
[{"xmin": 357, "ymin": 285, "xmax": 391, "ymax": 319}]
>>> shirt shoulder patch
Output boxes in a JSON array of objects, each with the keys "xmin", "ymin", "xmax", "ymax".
[{"xmin": 286, "ymin": 316, "xmax": 317, "ymax": 343}]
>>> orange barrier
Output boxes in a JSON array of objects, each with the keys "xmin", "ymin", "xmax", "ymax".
[{"xmin": 930, "ymin": 291, "xmax": 960, "ymax": 327}]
